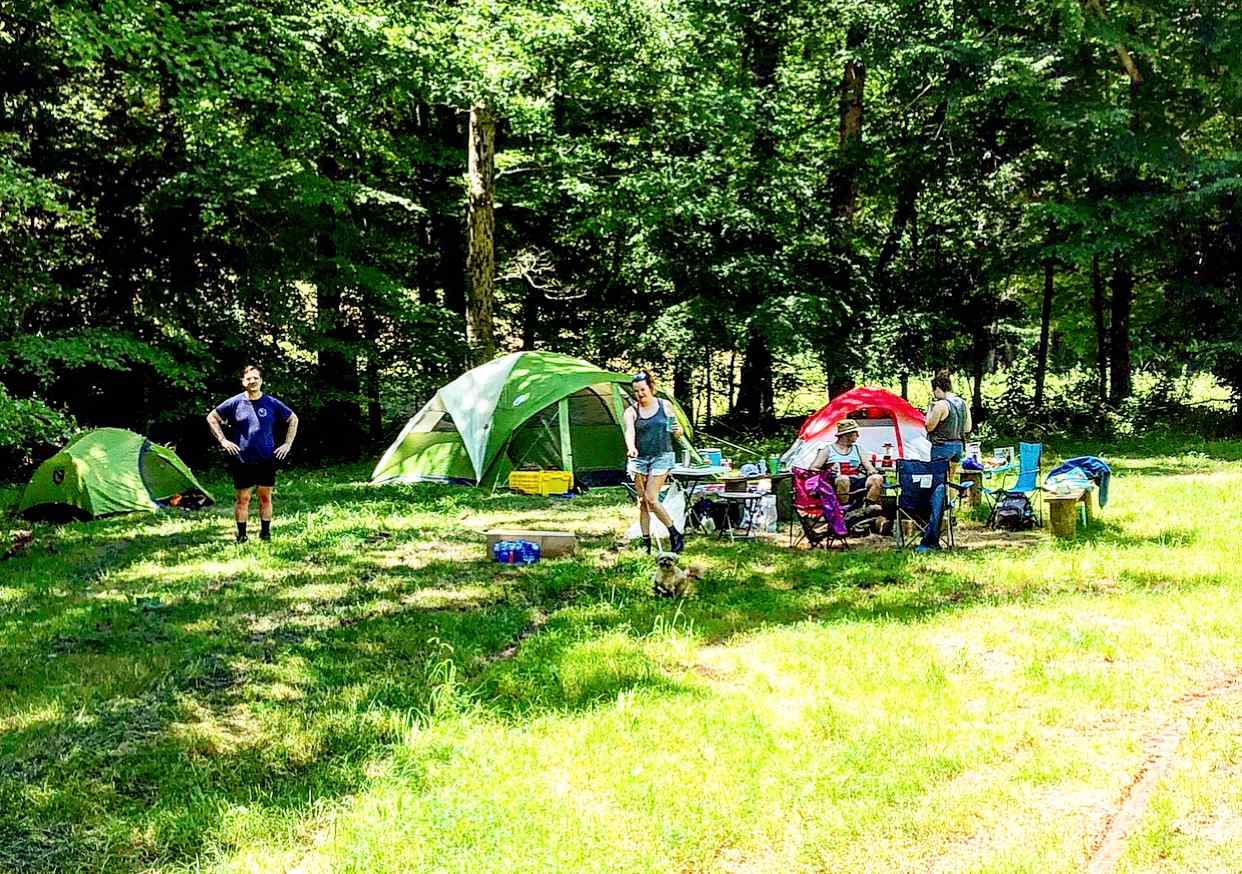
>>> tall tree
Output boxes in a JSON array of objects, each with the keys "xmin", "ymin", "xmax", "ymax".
[{"xmin": 466, "ymin": 103, "xmax": 497, "ymax": 363}]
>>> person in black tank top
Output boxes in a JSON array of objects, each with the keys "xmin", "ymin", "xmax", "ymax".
[{"xmin": 623, "ymin": 370, "xmax": 685, "ymax": 553}]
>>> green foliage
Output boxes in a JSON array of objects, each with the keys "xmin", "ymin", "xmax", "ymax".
[
  {"xmin": 0, "ymin": 385, "xmax": 76, "ymax": 468},
  {"xmin": 0, "ymin": 330, "xmax": 205, "ymax": 389},
  {"xmin": 983, "ymin": 366, "xmax": 1237, "ymax": 443},
  {"xmin": 2, "ymin": 0, "xmax": 1242, "ymax": 460}
]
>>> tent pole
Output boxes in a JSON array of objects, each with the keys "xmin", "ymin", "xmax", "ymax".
[
  {"xmin": 695, "ymin": 432, "xmax": 763, "ymax": 458},
  {"xmin": 557, "ymin": 398, "xmax": 574, "ymax": 473}
]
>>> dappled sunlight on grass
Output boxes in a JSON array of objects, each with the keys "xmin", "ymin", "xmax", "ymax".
[
  {"xmin": 0, "ymin": 700, "xmax": 63, "ymax": 735},
  {"xmin": 2, "ymin": 453, "xmax": 1242, "ymax": 871},
  {"xmin": 1115, "ymin": 694, "xmax": 1242, "ymax": 873}
]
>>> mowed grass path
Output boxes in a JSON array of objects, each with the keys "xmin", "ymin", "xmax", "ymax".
[{"xmin": 2, "ymin": 447, "xmax": 1241, "ymax": 873}]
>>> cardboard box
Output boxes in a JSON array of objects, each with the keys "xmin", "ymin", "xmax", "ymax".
[{"xmin": 485, "ymin": 529, "xmax": 578, "ymax": 558}]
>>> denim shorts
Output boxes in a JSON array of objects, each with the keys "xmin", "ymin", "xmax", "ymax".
[
  {"xmin": 628, "ymin": 452, "xmax": 676, "ymax": 477},
  {"xmin": 930, "ymin": 441, "xmax": 964, "ymax": 463}
]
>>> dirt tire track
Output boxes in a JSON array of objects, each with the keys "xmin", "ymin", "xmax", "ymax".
[{"xmin": 1086, "ymin": 671, "xmax": 1242, "ymax": 874}]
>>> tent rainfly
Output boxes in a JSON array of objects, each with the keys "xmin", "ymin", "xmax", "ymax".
[
  {"xmin": 19, "ymin": 428, "xmax": 214, "ymax": 520},
  {"xmin": 782, "ymin": 387, "xmax": 932, "ymax": 469},
  {"xmin": 371, "ymin": 351, "xmax": 694, "ymax": 489}
]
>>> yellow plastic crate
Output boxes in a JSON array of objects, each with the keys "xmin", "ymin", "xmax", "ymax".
[{"xmin": 508, "ymin": 470, "xmax": 574, "ymax": 496}]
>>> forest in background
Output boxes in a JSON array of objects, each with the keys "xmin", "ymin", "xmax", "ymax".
[{"xmin": 2, "ymin": 0, "xmax": 1241, "ymax": 471}]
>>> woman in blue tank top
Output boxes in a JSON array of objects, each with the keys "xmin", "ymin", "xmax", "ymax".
[{"xmin": 623, "ymin": 370, "xmax": 685, "ymax": 553}]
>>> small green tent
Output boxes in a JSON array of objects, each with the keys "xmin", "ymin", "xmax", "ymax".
[
  {"xmin": 371, "ymin": 351, "xmax": 694, "ymax": 489},
  {"xmin": 19, "ymin": 428, "xmax": 214, "ymax": 520}
]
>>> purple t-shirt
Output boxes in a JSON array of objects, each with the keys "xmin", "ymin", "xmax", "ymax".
[{"xmin": 215, "ymin": 393, "xmax": 293, "ymax": 463}]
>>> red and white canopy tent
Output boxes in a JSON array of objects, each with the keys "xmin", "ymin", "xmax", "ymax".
[{"xmin": 783, "ymin": 387, "xmax": 931, "ymax": 469}]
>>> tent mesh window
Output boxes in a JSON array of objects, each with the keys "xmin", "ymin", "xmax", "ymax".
[
  {"xmin": 504, "ymin": 387, "xmax": 629, "ymax": 484},
  {"xmin": 507, "ymin": 405, "xmax": 564, "ymax": 472},
  {"xmin": 567, "ymin": 387, "xmax": 616, "ymax": 425},
  {"xmin": 568, "ymin": 386, "xmax": 629, "ymax": 485}
]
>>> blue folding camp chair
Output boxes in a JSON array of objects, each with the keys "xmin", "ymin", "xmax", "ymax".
[
  {"xmin": 892, "ymin": 458, "xmax": 973, "ymax": 550},
  {"xmin": 983, "ymin": 441, "xmax": 1043, "ymax": 528}
]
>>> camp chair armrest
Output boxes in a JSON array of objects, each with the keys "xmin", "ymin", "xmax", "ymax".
[{"xmin": 946, "ymin": 481, "xmax": 973, "ymax": 494}]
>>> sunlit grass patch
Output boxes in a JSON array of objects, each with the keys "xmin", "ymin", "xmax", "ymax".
[
  {"xmin": 1114, "ymin": 693, "xmax": 1242, "ymax": 873},
  {"xmin": 2, "ymin": 451, "xmax": 1242, "ymax": 872}
]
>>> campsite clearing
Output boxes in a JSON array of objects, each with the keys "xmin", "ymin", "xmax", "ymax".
[{"xmin": 1, "ymin": 445, "xmax": 1241, "ymax": 873}]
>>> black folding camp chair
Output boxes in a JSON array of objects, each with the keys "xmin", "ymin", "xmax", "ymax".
[{"xmin": 892, "ymin": 458, "xmax": 973, "ymax": 551}]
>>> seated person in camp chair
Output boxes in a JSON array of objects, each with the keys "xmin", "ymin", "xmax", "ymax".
[{"xmin": 807, "ymin": 419, "xmax": 885, "ymax": 511}]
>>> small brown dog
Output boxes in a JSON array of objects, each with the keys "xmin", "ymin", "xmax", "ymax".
[{"xmin": 651, "ymin": 552, "xmax": 701, "ymax": 598}]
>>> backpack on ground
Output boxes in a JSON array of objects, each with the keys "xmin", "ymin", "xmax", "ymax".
[{"xmin": 994, "ymin": 492, "xmax": 1034, "ymax": 530}]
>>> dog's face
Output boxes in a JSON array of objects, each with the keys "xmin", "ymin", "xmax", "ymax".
[{"xmin": 656, "ymin": 553, "xmax": 679, "ymax": 571}]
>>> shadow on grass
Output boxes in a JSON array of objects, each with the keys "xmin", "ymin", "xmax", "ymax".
[
  {"xmin": 1049, "ymin": 520, "xmax": 1200, "ymax": 550},
  {"xmin": 0, "ymin": 484, "xmax": 675, "ymax": 870},
  {"xmin": 0, "ymin": 469, "xmax": 1224, "ymax": 871}
]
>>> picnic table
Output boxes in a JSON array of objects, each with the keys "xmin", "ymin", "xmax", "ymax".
[
  {"xmin": 667, "ymin": 465, "xmax": 794, "ymax": 533},
  {"xmin": 666, "ymin": 465, "xmax": 728, "ymax": 533}
]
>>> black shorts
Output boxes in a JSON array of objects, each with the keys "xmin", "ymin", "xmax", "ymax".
[{"xmin": 230, "ymin": 459, "xmax": 277, "ymax": 490}]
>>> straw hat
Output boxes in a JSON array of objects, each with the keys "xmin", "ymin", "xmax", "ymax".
[{"xmin": 835, "ymin": 418, "xmax": 860, "ymax": 436}]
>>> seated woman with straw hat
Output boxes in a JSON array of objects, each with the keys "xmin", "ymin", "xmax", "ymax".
[{"xmin": 807, "ymin": 418, "xmax": 885, "ymax": 507}]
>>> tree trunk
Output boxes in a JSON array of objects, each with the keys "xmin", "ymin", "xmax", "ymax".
[
  {"xmin": 431, "ymin": 106, "xmax": 467, "ymax": 316},
  {"xmin": 971, "ymin": 330, "xmax": 987, "ymax": 425},
  {"xmin": 315, "ymin": 155, "xmax": 363, "ymax": 453},
  {"xmin": 900, "ymin": 372, "xmax": 909, "ymax": 400},
  {"xmin": 520, "ymin": 288, "xmax": 538, "ymax": 350},
  {"xmin": 831, "ymin": 24, "xmax": 866, "ymax": 221},
  {"xmin": 727, "ymin": 348, "xmax": 737, "ymax": 416},
  {"xmin": 704, "ymin": 348, "xmax": 713, "ymax": 430},
  {"xmin": 876, "ymin": 176, "xmax": 920, "ymax": 279},
  {"xmin": 438, "ymin": 213, "xmax": 468, "ymax": 318},
  {"xmin": 465, "ymin": 103, "xmax": 497, "ymax": 363},
  {"xmin": 732, "ymin": 10, "xmax": 780, "ymax": 430},
  {"xmin": 1090, "ymin": 253, "xmax": 1109, "ymax": 401},
  {"xmin": 156, "ymin": 60, "xmax": 198, "ymax": 309},
  {"xmin": 1034, "ymin": 256, "xmax": 1054, "ymax": 410},
  {"xmin": 1108, "ymin": 256, "xmax": 1133, "ymax": 406},
  {"xmin": 410, "ymin": 104, "xmax": 439, "ymax": 307},
  {"xmin": 362, "ymin": 305, "xmax": 383, "ymax": 442},
  {"xmin": 827, "ymin": 375, "xmax": 855, "ymax": 399},
  {"xmin": 735, "ymin": 325, "xmax": 774, "ymax": 427}
]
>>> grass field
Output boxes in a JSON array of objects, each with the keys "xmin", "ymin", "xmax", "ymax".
[{"xmin": 2, "ymin": 439, "xmax": 1242, "ymax": 873}]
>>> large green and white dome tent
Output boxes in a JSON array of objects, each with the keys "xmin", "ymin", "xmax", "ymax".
[{"xmin": 371, "ymin": 351, "xmax": 693, "ymax": 490}]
